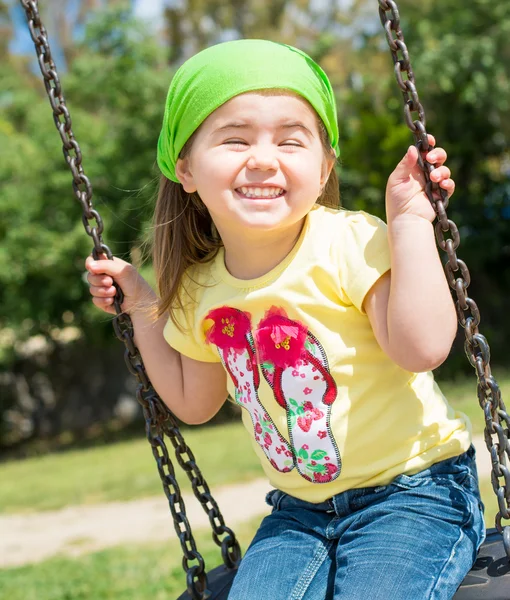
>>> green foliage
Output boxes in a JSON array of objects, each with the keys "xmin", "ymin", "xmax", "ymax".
[
  {"xmin": 398, "ymin": 0, "xmax": 510, "ymax": 205},
  {"xmin": 398, "ymin": 0, "xmax": 510, "ymax": 373},
  {"xmin": 0, "ymin": 58, "xmax": 91, "ymax": 339},
  {"xmin": 342, "ymin": 0, "xmax": 510, "ymax": 210},
  {"xmin": 0, "ymin": 7, "xmax": 168, "ymax": 342},
  {"xmin": 340, "ymin": 1, "xmax": 510, "ymax": 374}
]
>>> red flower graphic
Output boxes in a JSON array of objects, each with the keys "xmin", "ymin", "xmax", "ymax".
[
  {"xmin": 255, "ymin": 307, "xmax": 307, "ymax": 369},
  {"xmin": 204, "ymin": 307, "xmax": 252, "ymax": 352}
]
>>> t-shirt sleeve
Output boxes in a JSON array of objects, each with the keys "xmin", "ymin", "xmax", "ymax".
[
  {"xmin": 163, "ymin": 308, "xmax": 221, "ymax": 364},
  {"xmin": 339, "ymin": 210, "xmax": 391, "ymax": 314}
]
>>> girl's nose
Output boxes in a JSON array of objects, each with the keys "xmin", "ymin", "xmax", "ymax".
[{"xmin": 246, "ymin": 146, "xmax": 279, "ymax": 171}]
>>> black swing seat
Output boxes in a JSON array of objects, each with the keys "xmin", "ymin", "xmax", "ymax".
[
  {"xmin": 177, "ymin": 564, "xmax": 237, "ymax": 600},
  {"xmin": 177, "ymin": 529, "xmax": 510, "ymax": 600},
  {"xmin": 454, "ymin": 528, "xmax": 510, "ymax": 599}
]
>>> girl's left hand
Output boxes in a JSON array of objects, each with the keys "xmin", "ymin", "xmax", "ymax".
[{"xmin": 385, "ymin": 134, "xmax": 455, "ymax": 223}]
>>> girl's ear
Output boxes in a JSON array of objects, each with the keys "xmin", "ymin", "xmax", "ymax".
[
  {"xmin": 175, "ymin": 157, "xmax": 197, "ymax": 193},
  {"xmin": 321, "ymin": 152, "xmax": 336, "ymax": 188}
]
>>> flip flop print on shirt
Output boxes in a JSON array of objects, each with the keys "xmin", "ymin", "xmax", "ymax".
[
  {"xmin": 204, "ymin": 307, "xmax": 294, "ymax": 473},
  {"xmin": 255, "ymin": 307, "xmax": 341, "ymax": 483}
]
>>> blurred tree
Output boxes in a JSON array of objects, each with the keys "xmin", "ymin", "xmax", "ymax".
[
  {"xmin": 0, "ymin": 0, "xmax": 11, "ymax": 59},
  {"xmin": 364, "ymin": 0, "xmax": 510, "ymax": 372},
  {"xmin": 160, "ymin": 0, "xmax": 360, "ymax": 67},
  {"xmin": 0, "ymin": 5, "xmax": 167, "ymax": 347},
  {"xmin": 16, "ymin": 0, "xmax": 118, "ymax": 68}
]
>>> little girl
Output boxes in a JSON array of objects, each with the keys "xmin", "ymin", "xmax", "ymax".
[{"xmin": 86, "ymin": 39, "xmax": 485, "ymax": 599}]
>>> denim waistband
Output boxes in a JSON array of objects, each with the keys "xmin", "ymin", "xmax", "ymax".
[{"xmin": 266, "ymin": 444, "xmax": 480, "ymax": 517}]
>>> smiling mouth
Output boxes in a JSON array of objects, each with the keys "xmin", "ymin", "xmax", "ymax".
[{"xmin": 235, "ymin": 188, "xmax": 286, "ymax": 199}]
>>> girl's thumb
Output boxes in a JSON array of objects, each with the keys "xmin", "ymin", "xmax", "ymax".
[
  {"xmin": 85, "ymin": 255, "xmax": 126, "ymax": 278},
  {"xmin": 392, "ymin": 145, "xmax": 418, "ymax": 182}
]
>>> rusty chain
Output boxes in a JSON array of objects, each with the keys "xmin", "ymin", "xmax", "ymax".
[
  {"xmin": 19, "ymin": 1, "xmax": 241, "ymax": 597},
  {"xmin": 379, "ymin": 0, "xmax": 510, "ymax": 556}
]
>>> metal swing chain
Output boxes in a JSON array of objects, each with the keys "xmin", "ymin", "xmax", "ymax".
[
  {"xmin": 19, "ymin": 1, "xmax": 241, "ymax": 597},
  {"xmin": 378, "ymin": 0, "xmax": 510, "ymax": 557}
]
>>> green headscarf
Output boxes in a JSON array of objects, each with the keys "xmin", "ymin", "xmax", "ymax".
[{"xmin": 157, "ymin": 39, "xmax": 339, "ymax": 183}]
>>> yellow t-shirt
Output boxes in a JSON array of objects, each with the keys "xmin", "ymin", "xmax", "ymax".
[{"xmin": 164, "ymin": 204, "xmax": 471, "ymax": 503}]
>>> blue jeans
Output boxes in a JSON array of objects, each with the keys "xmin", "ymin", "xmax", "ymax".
[{"xmin": 228, "ymin": 445, "xmax": 486, "ymax": 600}]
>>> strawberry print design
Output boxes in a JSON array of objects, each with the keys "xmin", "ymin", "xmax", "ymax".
[
  {"xmin": 205, "ymin": 307, "xmax": 293, "ymax": 472},
  {"xmin": 255, "ymin": 307, "xmax": 341, "ymax": 483}
]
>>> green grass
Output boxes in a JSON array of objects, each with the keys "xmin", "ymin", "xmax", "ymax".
[
  {"xmin": 0, "ymin": 491, "xmax": 502, "ymax": 600},
  {"xmin": 438, "ymin": 368, "xmax": 510, "ymax": 436},
  {"xmin": 0, "ymin": 517, "xmax": 262, "ymax": 600},
  {"xmin": 0, "ymin": 370, "xmax": 507, "ymax": 516},
  {"xmin": 0, "ymin": 422, "xmax": 263, "ymax": 514}
]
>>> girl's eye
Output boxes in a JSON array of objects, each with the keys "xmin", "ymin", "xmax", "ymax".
[{"xmin": 223, "ymin": 141, "xmax": 302, "ymax": 147}]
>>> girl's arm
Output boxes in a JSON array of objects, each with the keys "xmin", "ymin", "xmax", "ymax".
[
  {"xmin": 363, "ymin": 139, "xmax": 458, "ymax": 373},
  {"xmin": 86, "ymin": 255, "xmax": 228, "ymax": 424},
  {"xmin": 363, "ymin": 217, "xmax": 457, "ymax": 372},
  {"xmin": 130, "ymin": 307, "xmax": 228, "ymax": 424}
]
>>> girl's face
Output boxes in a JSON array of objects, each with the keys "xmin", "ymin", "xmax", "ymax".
[{"xmin": 175, "ymin": 92, "xmax": 335, "ymax": 237}]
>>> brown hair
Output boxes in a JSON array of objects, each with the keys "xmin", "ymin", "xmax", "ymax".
[{"xmin": 151, "ymin": 91, "xmax": 341, "ymax": 326}]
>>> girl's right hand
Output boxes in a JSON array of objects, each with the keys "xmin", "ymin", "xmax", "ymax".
[{"xmin": 85, "ymin": 254, "xmax": 155, "ymax": 316}]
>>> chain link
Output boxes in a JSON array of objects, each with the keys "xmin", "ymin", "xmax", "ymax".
[
  {"xmin": 379, "ymin": 0, "xmax": 510, "ymax": 557},
  {"xmin": 19, "ymin": 1, "xmax": 241, "ymax": 596}
]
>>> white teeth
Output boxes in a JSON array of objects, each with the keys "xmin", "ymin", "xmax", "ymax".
[{"xmin": 239, "ymin": 186, "xmax": 283, "ymax": 198}]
